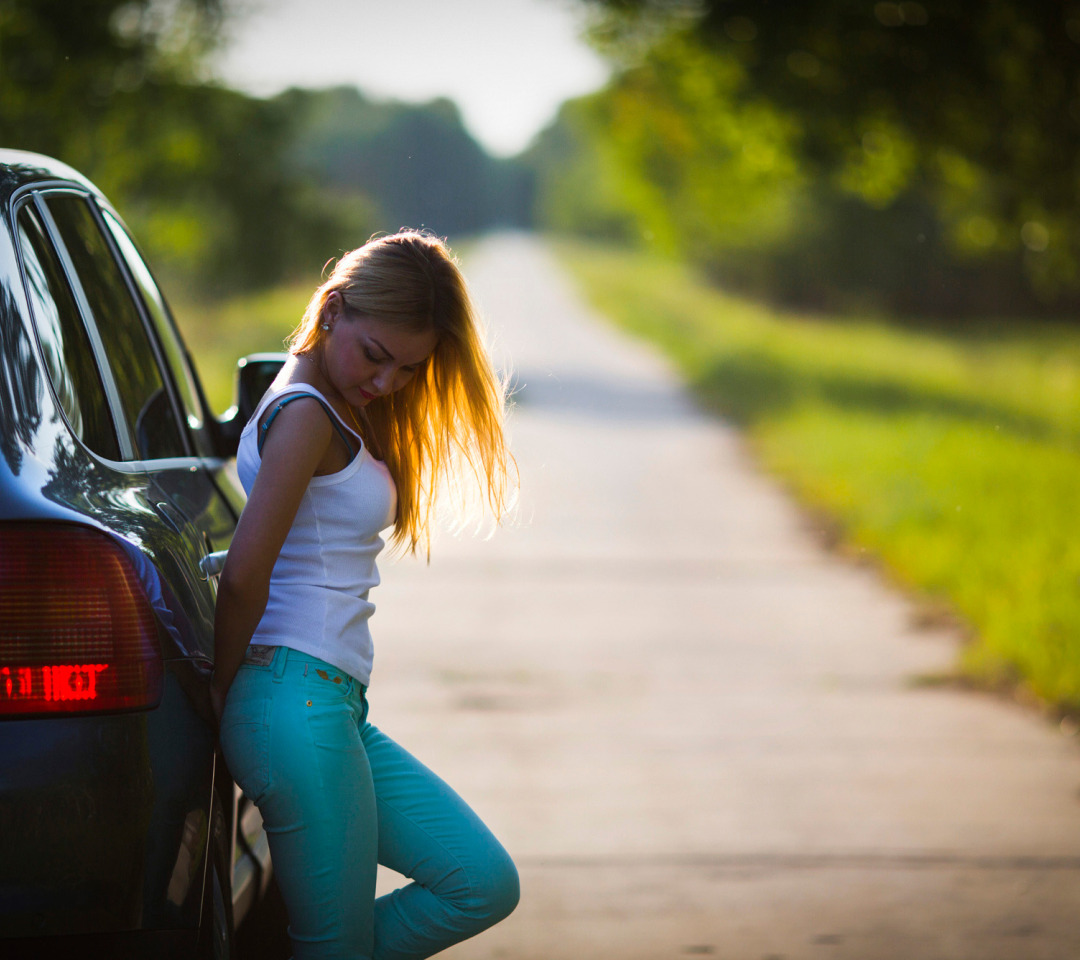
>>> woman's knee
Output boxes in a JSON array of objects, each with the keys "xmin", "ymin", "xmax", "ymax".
[{"xmin": 464, "ymin": 846, "xmax": 519, "ymax": 926}]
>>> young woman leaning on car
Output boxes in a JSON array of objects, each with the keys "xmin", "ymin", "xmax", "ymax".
[{"xmin": 210, "ymin": 230, "xmax": 519, "ymax": 960}]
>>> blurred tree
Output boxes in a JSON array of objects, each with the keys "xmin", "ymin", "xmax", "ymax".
[
  {"xmin": 111, "ymin": 82, "xmax": 370, "ymax": 293},
  {"xmin": 568, "ymin": 0, "xmax": 1080, "ymax": 312},
  {"xmin": 278, "ymin": 86, "xmax": 533, "ymax": 239},
  {"xmin": 0, "ymin": 0, "xmax": 365, "ymax": 294},
  {"xmin": 528, "ymin": 32, "xmax": 802, "ymax": 255},
  {"xmin": 0, "ymin": 0, "xmax": 224, "ymax": 156},
  {"xmin": 1, "ymin": 1, "xmax": 531, "ymax": 297},
  {"xmin": 524, "ymin": 96, "xmax": 644, "ymax": 243}
]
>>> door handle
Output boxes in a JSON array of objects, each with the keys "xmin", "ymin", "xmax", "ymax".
[{"xmin": 199, "ymin": 549, "xmax": 228, "ymax": 579}]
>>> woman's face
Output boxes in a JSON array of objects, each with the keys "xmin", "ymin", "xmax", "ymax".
[{"xmin": 322, "ymin": 295, "xmax": 438, "ymax": 408}]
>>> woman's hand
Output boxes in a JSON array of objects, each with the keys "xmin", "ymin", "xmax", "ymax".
[{"xmin": 210, "ymin": 680, "xmax": 228, "ymax": 726}]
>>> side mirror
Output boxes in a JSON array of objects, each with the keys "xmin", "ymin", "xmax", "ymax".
[{"xmin": 214, "ymin": 352, "xmax": 289, "ymax": 455}]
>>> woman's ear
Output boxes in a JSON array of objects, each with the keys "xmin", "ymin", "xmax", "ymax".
[{"xmin": 321, "ymin": 291, "xmax": 344, "ymax": 330}]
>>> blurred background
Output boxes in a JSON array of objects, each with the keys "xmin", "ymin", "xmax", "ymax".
[{"xmin": 4, "ymin": 0, "xmax": 1078, "ymax": 721}]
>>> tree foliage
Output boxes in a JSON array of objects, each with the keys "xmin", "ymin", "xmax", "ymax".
[
  {"xmin": 0, "ymin": 0, "xmax": 224, "ymax": 157},
  {"xmin": 558, "ymin": 0, "xmax": 1080, "ymax": 314},
  {"xmin": 529, "ymin": 32, "xmax": 802, "ymax": 254},
  {"xmin": 1, "ymin": 2, "xmax": 531, "ymax": 294},
  {"xmin": 0, "ymin": 0, "xmax": 350, "ymax": 292}
]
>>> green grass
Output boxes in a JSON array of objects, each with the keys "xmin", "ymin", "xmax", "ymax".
[
  {"xmin": 168, "ymin": 283, "xmax": 314, "ymax": 415},
  {"xmin": 554, "ymin": 238, "xmax": 1080, "ymax": 711}
]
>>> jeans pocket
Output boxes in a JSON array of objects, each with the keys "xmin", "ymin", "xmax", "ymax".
[
  {"xmin": 303, "ymin": 663, "xmax": 354, "ymax": 703},
  {"xmin": 220, "ymin": 694, "xmax": 272, "ymax": 803}
]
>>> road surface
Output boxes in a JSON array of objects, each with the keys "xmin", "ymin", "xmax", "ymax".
[{"xmin": 370, "ymin": 233, "xmax": 1080, "ymax": 960}]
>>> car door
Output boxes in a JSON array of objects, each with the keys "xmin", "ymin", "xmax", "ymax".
[
  {"xmin": 95, "ymin": 202, "xmax": 245, "ymax": 614},
  {"xmin": 68, "ymin": 192, "xmax": 273, "ymax": 922},
  {"xmin": 88, "ymin": 200, "xmax": 276, "ymax": 920}
]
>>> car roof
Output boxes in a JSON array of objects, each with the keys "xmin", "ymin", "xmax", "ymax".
[{"xmin": 0, "ymin": 150, "xmax": 101, "ymax": 206}]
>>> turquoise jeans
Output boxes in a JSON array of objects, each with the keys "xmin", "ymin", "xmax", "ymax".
[{"xmin": 219, "ymin": 646, "xmax": 519, "ymax": 960}]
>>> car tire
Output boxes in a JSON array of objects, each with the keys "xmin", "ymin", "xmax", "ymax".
[{"xmin": 199, "ymin": 792, "xmax": 235, "ymax": 960}]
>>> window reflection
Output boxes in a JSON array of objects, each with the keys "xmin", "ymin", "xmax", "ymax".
[
  {"xmin": 17, "ymin": 204, "xmax": 119, "ymax": 460},
  {"xmin": 100, "ymin": 208, "xmax": 215, "ymax": 459}
]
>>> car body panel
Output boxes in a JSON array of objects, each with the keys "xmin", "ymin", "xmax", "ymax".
[{"xmin": 0, "ymin": 666, "xmax": 213, "ymax": 936}]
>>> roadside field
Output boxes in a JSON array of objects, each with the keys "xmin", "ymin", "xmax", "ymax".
[
  {"xmin": 170, "ymin": 283, "xmax": 312, "ymax": 415},
  {"xmin": 555, "ymin": 239, "xmax": 1080, "ymax": 712}
]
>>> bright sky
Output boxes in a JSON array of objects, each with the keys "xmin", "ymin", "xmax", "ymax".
[{"xmin": 214, "ymin": 0, "xmax": 612, "ymax": 156}]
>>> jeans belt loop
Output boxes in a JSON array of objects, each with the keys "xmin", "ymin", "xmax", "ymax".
[{"xmin": 272, "ymin": 645, "xmax": 288, "ymax": 682}]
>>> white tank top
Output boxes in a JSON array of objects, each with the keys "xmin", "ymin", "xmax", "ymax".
[{"xmin": 235, "ymin": 383, "xmax": 396, "ymax": 686}]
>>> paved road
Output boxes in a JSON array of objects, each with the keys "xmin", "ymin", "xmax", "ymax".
[{"xmin": 370, "ymin": 234, "xmax": 1080, "ymax": 960}]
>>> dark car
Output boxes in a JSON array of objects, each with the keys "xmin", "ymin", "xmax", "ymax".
[{"xmin": 0, "ymin": 149, "xmax": 286, "ymax": 958}]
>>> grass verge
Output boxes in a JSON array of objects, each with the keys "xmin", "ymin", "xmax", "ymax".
[{"xmin": 554, "ymin": 238, "xmax": 1080, "ymax": 713}]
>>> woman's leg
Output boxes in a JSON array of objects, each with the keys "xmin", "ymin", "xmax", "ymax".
[
  {"xmin": 364, "ymin": 722, "xmax": 520, "ymax": 960},
  {"xmin": 221, "ymin": 648, "xmax": 377, "ymax": 959},
  {"xmin": 222, "ymin": 648, "xmax": 518, "ymax": 960}
]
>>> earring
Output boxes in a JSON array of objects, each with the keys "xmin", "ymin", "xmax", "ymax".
[{"xmin": 321, "ymin": 323, "xmax": 330, "ymax": 330}]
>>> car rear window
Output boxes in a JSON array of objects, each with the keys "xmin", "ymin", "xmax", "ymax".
[
  {"xmin": 17, "ymin": 203, "xmax": 121, "ymax": 460},
  {"xmin": 45, "ymin": 194, "xmax": 187, "ymax": 461}
]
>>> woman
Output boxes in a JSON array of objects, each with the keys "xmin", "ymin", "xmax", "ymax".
[{"xmin": 211, "ymin": 230, "xmax": 519, "ymax": 959}]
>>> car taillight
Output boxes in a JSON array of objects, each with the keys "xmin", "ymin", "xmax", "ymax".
[{"xmin": 0, "ymin": 523, "xmax": 162, "ymax": 717}]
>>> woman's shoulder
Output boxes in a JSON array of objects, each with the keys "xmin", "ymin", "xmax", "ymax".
[
  {"xmin": 252, "ymin": 396, "xmax": 338, "ymax": 481},
  {"xmin": 256, "ymin": 389, "xmax": 336, "ymax": 445},
  {"xmin": 255, "ymin": 383, "xmax": 361, "ymax": 477}
]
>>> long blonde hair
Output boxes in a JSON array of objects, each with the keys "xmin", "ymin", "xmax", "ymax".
[{"xmin": 289, "ymin": 230, "xmax": 516, "ymax": 555}]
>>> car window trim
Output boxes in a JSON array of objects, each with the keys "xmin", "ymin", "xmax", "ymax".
[{"xmin": 20, "ymin": 190, "xmax": 136, "ymax": 460}]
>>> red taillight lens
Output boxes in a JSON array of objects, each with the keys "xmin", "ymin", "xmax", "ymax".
[{"xmin": 0, "ymin": 524, "xmax": 162, "ymax": 716}]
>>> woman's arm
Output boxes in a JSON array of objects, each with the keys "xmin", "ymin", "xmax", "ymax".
[{"xmin": 210, "ymin": 399, "xmax": 335, "ymax": 719}]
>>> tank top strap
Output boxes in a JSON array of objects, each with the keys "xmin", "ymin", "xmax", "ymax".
[{"xmin": 252, "ymin": 384, "xmax": 364, "ymax": 458}]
